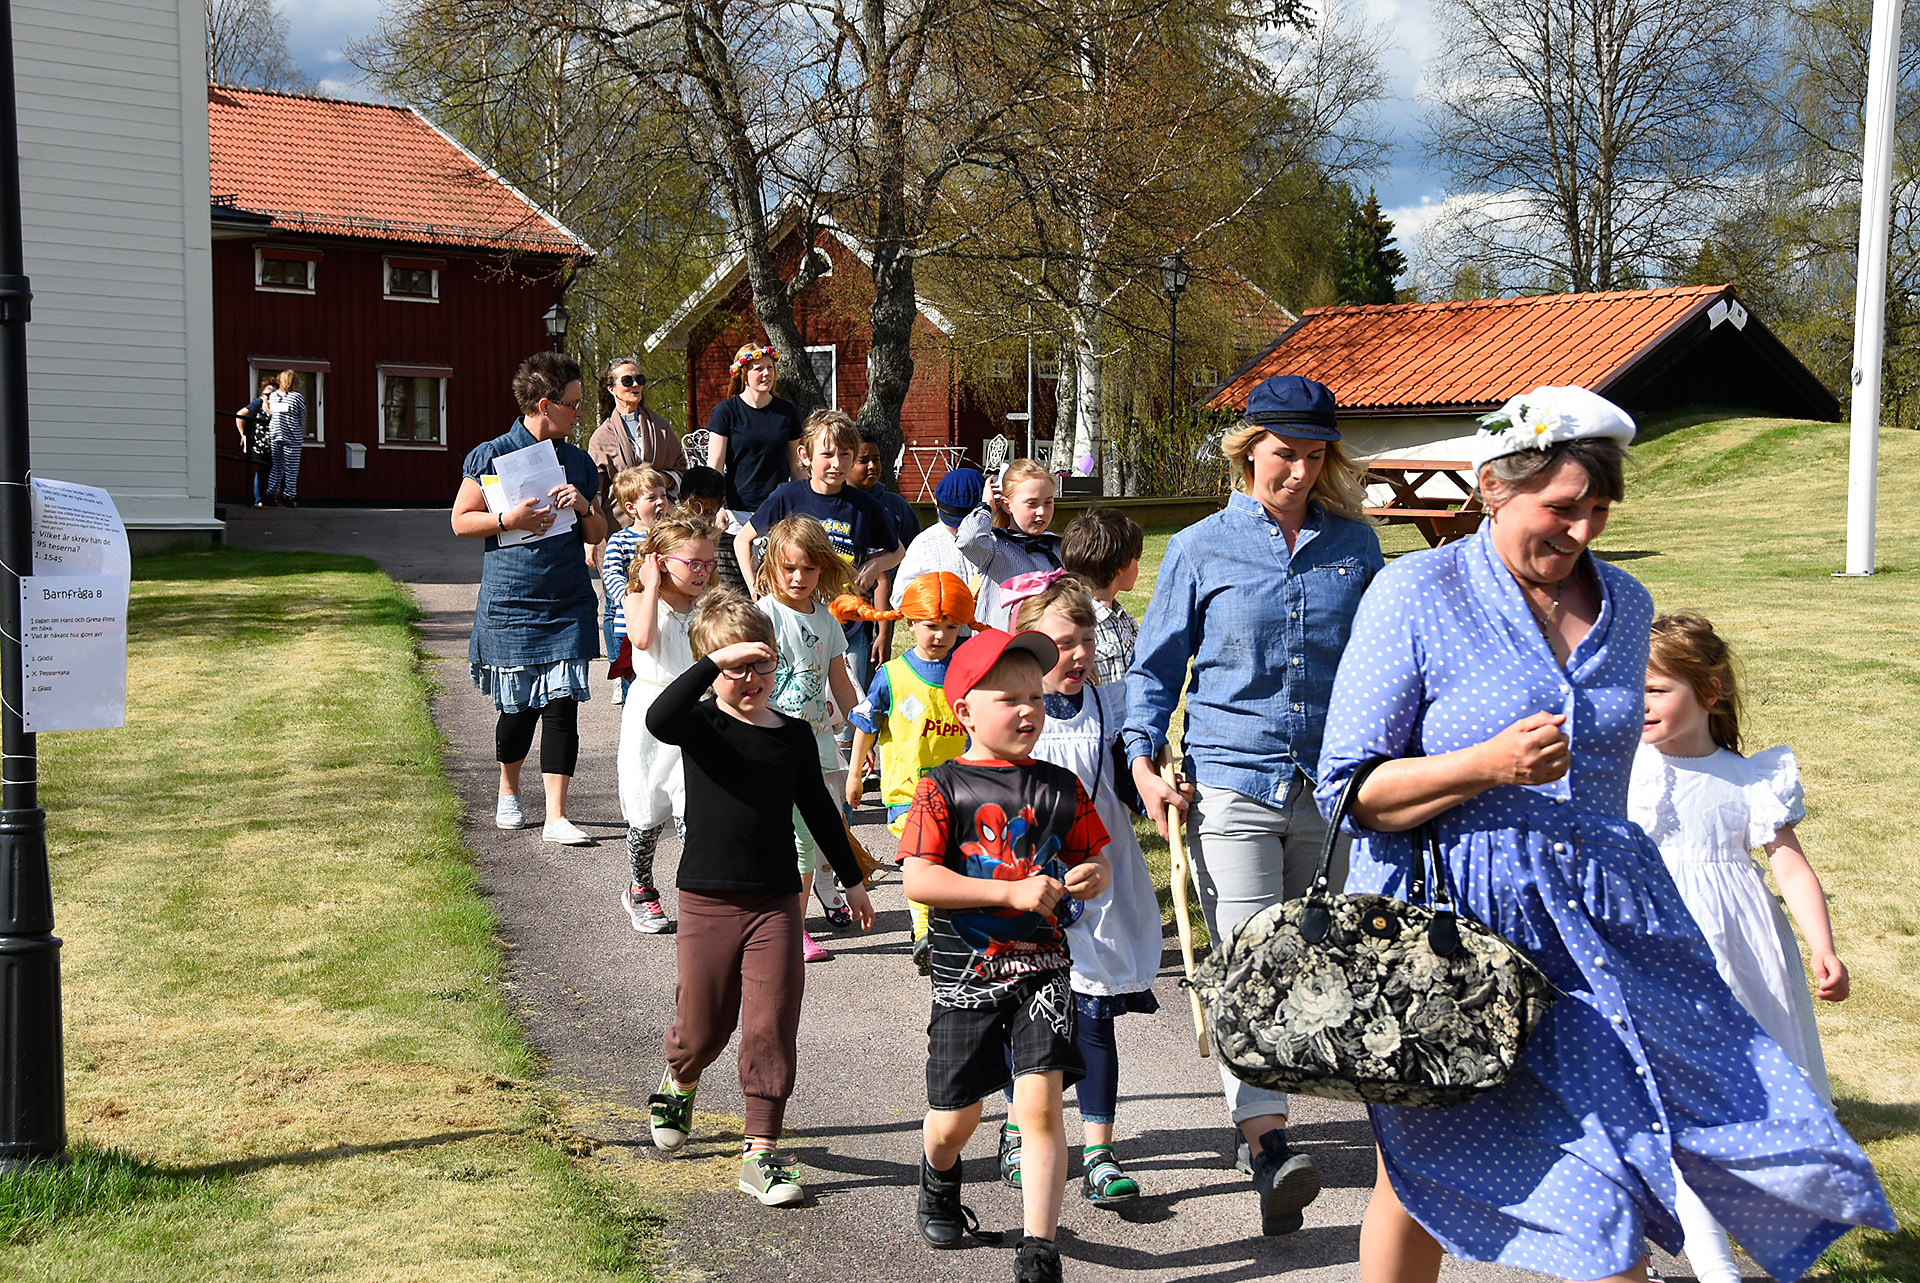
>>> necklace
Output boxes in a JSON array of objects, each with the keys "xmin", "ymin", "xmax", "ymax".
[{"xmin": 1521, "ymin": 576, "xmax": 1566, "ymax": 636}]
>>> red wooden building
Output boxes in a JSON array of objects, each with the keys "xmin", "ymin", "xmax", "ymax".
[
  {"xmin": 646, "ymin": 215, "xmax": 988, "ymax": 498},
  {"xmin": 208, "ymin": 85, "xmax": 591, "ymax": 504}
]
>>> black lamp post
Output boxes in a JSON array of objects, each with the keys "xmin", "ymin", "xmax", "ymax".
[
  {"xmin": 1160, "ymin": 252, "xmax": 1189, "ymax": 417},
  {"xmin": 543, "ymin": 301, "xmax": 569, "ymax": 352},
  {"xmin": 0, "ymin": 0, "xmax": 67, "ymax": 1170}
]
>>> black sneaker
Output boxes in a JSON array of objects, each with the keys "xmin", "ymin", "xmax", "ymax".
[
  {"xmin": 1249, "ymin": 1127, "xmax": 1321, "ymax": 1235},
  {"xmin": 917, "ymin": 1154, "xmax": 981, "ymax": 1249},
  {"xmin": 1013, "ymin": 1235, "xmax": 1063, "ymax": 1283},
  {"xmin": 997, "ymin": 1121, "xmax": 1022, "ymax": 1188}
]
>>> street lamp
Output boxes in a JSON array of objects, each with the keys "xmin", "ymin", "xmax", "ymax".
[
  {"xmin": 1160, "ymin": 252, "xmax": 1189, "ymax": 418},
  {"xmin": 543, "ymin": 301, "xmax": 569, "ymax": 352},
  {"xmin": 0, "ymin": 0, "xmax": 66, "ymax": 1169}
]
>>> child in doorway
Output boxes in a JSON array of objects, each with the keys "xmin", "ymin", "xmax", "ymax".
[
  {"xmin": 957, "ymin": 459, "xmax": 1061, "ymax": 631},
  {"xmin": 602, "ymin": 464, "xmax": 674, "ymax": 705},
  {"xmin": 900, "ymin": 627, "xmax": 1111, "ymax": 1281},
  {"xmin": 831, "ymin": 572, "xmax": 984, "ymax": 973},
  {"xmin": 995, "ymin": 573, "xmax": 1162, "ymax": 1210},
  {"xmin": 615, "ymin": 513, "xmax": 716, "ymax": 933},
  {"xmin": 1061, "ymin": 508, "xmax": 1144, "ymax": 688},
  {"xmin": 753, "ymin": 514, "xmax": 862, "ymax": 960},
  {"xmin": 645, "ymin": 591, "xmax": 874, "ymax": 1207},
  {"xmin": 1630, "ymin": 612, "xmax": 1850, "ymax": 1283}
]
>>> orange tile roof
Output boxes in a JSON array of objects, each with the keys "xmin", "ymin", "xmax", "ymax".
[
  {"xmin": 208, "ymin": 85, "xmax": 588, "ymax": 255},
  {"xmin": 1209, "ymin": 285, "xmax": 1731, "ymax": 414}
]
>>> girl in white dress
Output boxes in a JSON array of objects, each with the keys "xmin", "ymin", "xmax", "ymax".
[
  {"xmin": 1007, "ymin": 574, "xmax": 1163, "ymax": 1207},
  {"xmin": 616, "ymin": 514, "xmax": 717, "ymax": 933},
  {"xmin": 1630, "ymin": 612, "xmax": 1850, "ymax": 1283}
]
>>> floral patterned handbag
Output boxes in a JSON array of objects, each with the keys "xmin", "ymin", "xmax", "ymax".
[{"xmin": 1189, "ymin": 760, "xmax": 1557, "ymax": 1108}]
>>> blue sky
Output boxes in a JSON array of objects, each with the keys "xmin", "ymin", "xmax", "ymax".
[{"xmin": 287, "ymin": 0, "xmax": 1453, "ymax": 261}]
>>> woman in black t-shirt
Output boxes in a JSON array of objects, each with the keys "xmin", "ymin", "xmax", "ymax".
[{"xmin": 706, "ymin": 342, "xmax": 802, "ymax": 522}]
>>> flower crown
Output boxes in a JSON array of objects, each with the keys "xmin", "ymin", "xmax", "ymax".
[{"xmin": 730, "ymin": 344, "xmax": 779, "ymax": 374}]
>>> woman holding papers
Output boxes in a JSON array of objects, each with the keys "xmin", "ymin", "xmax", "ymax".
[{"xmin": 451, "ymin": 351, "xmax": 609, "ymax": 846}]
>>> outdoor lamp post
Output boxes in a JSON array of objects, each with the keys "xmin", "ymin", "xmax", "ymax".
[
  {"xmin": 543, "ymin": 301, "xmax": 569, "ymax": 352},
  {"xmin": 1160, "ymin": 252, "xmax": 1189, "ymax": 417},
  {"xmin": 0, "ymin": 0, "xmax": 67, "ymax": 1170}
]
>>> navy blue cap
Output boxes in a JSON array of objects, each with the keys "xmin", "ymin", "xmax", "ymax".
[
  {"xmin": 934, "ymin": 467, "xmax": 985, "ymax": 526},
  {"xmin": 1243, "ymin": 375, "xmax": 1340, "ymax": 441}
]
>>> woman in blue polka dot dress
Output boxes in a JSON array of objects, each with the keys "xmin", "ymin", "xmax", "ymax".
[{"xmin": 1316, "ymin": 386, "xmax": 1893, "ymax": 1283}]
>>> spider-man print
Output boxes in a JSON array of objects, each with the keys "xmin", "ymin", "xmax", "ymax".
[{"xmin": 897, "ymin": 757, "xmax": 1110, "ymax": 1008}]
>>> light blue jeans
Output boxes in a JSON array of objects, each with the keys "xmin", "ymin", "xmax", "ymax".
[{"xmin": 1188, "ymin": 775, "xmax": 1346, "ymax": 1126}]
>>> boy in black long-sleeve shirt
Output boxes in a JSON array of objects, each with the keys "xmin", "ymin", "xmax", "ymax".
[{"xmin": 645, "ymin": 592, "xmax": 874, "ymax": 1207}]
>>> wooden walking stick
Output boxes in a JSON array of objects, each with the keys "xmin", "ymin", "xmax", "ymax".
[{"xmin": 1159, "ymin": 750, "xmax": 1210, "ymax": 1059}]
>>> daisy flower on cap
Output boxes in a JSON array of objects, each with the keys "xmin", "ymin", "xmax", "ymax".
[{"xmin": 1472, "ymin": 385, "xmax": 1636, "ymax": 472}]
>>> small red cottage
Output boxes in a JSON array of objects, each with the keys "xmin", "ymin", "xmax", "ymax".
[
  {"xmin": 646, "ymin": 215, "xmax": 988, "ymax": 498},
  {"xmin": 208, "ymin": 85, "xmax": 591, "ymax": 504}
]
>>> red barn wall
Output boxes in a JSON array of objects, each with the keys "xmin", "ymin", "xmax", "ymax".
[
  {"xmin": 213, "ymin": 236, "xmax": 567, "ymax": 504},
  {"xmin": 684, "ymin": 230, "xmax": 968, "ymax": 496}
]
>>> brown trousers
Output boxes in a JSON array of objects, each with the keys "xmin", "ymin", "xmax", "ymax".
[{"xmin": 667, "ymin": 889, "xmax": 804, "ymax": 1138}]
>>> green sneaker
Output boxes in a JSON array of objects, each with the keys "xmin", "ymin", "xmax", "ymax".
[
  {"xmin": 648, "ymin": 1069, "xmax": 695, "ymax": 1153},
  {"xmin": 739, "ymin": 1149, "xmax": 805, "ymax": 1206},
  {"xmin": 1081, "ymin": 1146, "xmax": 1140, "ymax": 1206}
]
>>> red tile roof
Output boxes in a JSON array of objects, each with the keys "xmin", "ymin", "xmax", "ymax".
[
  {"xmin": 1209, "ymin": 285, "xmax": 1730, "ymax": 414},
  {"xmin": 208, "ymin": 85, "xmax": 588, "ymax": 256}
]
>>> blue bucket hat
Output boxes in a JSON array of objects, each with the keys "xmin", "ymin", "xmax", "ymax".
[{"xmin": 1243, "ymin": 375, "xmax": 1340, "ymax": 442}]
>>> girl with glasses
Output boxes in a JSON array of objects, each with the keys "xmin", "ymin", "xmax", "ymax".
[{"xmin": 615, "ymin": 513, "xmax": 719, "ymax": 934}]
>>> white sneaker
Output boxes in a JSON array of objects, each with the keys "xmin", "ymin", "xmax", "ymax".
[
  {"xmin": 495, "ymin": 794, "xmax": 525, "ymax": 829},
  {"xmin": 611, "ymin": 684, "xmax": 627, "ymax": 706},
  {"xmin": 542, "ymin": 817, "xmax": 593, "ymax": 845}
]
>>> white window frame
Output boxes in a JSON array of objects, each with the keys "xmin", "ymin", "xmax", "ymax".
[
  {"xmin": 376, "ymin": 369, "xmax": 450, "ymax": 449},
  {"xmin": 254, "ymin": 248, "xmax": 316, "ymax": 294},
  {"xmin": 249, "ymin": 362, "xmax": 326, "ymax": 444},
  {"xmin": 382, "ymin": 257, "xmax": 442, "ymax": 303},
  {"xmin": 805, "ymin": 344, "xmax": 838, "ymax": 409}
]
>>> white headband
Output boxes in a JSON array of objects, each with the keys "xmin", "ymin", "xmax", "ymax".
[{"xmin": 1471, "ymin": 385, "xmax": 1636, "ymax": 473}]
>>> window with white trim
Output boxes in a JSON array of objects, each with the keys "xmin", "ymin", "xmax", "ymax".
[
  {"xmin": 805, "ymin": 344, "xmax": 837, "ymax": 409},
  {"xmin": 249, "ymin": 363, "xmax": 326, "ymax": 443},
  {"xmin": 383, "ymin": 257, "xmax": 442, "ymax": 302},
  {"xmin": 255, "ymin": 248, "xmax": 317, "ymax": 293},
  {"xmin": 379, "ymin": 369, "xmax": 449, "ymax": 446}
]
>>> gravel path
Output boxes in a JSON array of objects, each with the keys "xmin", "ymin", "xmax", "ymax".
[{"xmin": 224, "ymin": 506, "xmax": 1729, "ymax": 1282}]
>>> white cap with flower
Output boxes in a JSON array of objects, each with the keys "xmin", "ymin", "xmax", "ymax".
[{"xmin": 1471, "ymin": 385, "xmax": 1636, "ymax": 472}]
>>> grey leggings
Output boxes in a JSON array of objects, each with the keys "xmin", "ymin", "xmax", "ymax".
[
  {"xmin": 1187, "ymin": 776, "xmax": 1346, "ymax": 1125},
  {"xmin": 627, "ymin": 818, "xmax": 685, "ymax": 896}
]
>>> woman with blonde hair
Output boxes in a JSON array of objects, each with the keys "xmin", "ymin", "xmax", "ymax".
[
  {"xmin": 704, "ymin": 342, "xmax": 803, "ymax": 529},
  {"xmin": 1121, "ymin": 374, "xmax": 1383, "ymax": 1237},
  {"xmin": 265, "ymin": 369, "xmax": 309, "ymax": 506}
]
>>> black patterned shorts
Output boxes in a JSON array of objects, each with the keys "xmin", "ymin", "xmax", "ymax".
[{"xmin": 925, "ymin": 971, "xmax": 1085, "ymax": 1110}]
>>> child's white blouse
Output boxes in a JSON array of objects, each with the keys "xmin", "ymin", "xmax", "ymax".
[{"xmin": 1628, "ymin": 742, "xmax": 1829, "ymax": 1100}]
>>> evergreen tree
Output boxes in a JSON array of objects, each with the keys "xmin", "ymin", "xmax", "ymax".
[{"xmin": 1338, "ymin": 187, "xmax": 1406, "ymax": 304}]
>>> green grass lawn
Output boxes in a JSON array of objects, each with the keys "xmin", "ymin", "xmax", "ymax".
[
  {"xmin": 2, "ymin": 550, "xmax": 660, "ymax": 1280},
  {"xmin": 1123, "ymin": 416, "xmax": 1920, "ymax": 1276}
]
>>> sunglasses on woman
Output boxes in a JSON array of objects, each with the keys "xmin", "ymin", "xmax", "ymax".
[
  {"xmin": 718, "ymin": 657, "xmax": 778, "ymax": 679},
  {"xmin": 612, "ymin": 375, "xmax": 646, "ymax": 388}
]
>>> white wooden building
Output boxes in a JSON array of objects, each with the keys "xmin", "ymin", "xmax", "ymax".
[{"xmin": 16, "ymin": 0, "xmax": 216, "ymax": 546}]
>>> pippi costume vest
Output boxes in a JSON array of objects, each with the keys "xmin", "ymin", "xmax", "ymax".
[{"xmin": 878, "ymin": 655, "xmax": 968, "ymax": 833}]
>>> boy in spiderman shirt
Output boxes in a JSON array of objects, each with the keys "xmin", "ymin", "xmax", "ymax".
[{"xmin": 899, "ymin": 627, "xmax": 1111, "ymax": 1282}]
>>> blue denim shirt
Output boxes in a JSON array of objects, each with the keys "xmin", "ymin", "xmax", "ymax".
[
  {"xmin": 464, "ymin": 419, "xmax": 602, "ymax": 668},
  {"xmin": 1121, "ymin": 491, "xmax": 1383, "ymax": 805}
]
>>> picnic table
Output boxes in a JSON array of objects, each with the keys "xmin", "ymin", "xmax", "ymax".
[{"xmin": 1362, "ymin": 457, "xmax": 1486, "ymax": 547}]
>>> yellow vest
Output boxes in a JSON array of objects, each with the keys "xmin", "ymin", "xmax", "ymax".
[{"xmin": 877, "ymin": 654, "xmax": 968, "ymax": 831}]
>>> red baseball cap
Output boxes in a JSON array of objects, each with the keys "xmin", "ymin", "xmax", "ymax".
[{"xmin": 943, "ymin": 628, "xmax": 1059, "ymax": 705}]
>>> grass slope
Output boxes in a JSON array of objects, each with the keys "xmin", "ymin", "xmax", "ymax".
[{"xmin": 3, "ymin": 549, "xmax": 660, "ymax": 1280}]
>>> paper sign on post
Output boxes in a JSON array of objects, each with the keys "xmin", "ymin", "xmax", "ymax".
[
  {"xmin": 21, "ymin": 574, "xmax": 128, "ymax": 732},
  {"xmin": 31, "ymin": 478, "xmax": 131, "ymax": 578}
]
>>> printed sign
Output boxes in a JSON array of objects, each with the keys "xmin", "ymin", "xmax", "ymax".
[{"xmin": 21, "ymin": 574, "xmax": 127, "ymax": 732}]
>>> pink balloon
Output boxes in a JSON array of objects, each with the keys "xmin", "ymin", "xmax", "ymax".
[{"xmin": 1075, "ymin": 454, "xmax": 1095, "ymax": 476}]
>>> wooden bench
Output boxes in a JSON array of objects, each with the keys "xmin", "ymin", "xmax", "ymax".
[{"xmin": 1362, "ymin": 457, "xmax": 1485, "ymax": 547}]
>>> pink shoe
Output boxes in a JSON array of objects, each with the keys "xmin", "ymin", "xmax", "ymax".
[{"xmin": 801, "ymin": 931, "xmax": 832, "ymax": 963}]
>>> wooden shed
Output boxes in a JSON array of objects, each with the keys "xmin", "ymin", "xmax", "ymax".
[{"xmin": 1208, "ymin": 285, "xmax": 1839, "ymax": 459}]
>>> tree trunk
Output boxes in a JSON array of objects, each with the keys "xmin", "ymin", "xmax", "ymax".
[{"xmin": 1068, "ymin": 266, "xmax": 1102, "ymax": 479}]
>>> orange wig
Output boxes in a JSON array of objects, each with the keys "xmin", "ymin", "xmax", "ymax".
[{"xmin": 830, "ymin": 572, "xmax": 985, "ymax": 629}]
